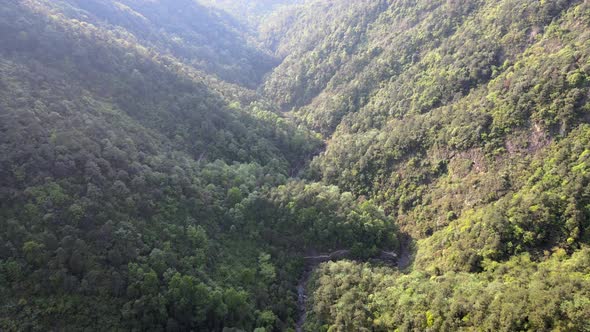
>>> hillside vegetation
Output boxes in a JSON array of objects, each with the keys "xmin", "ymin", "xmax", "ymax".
[{"xmin": 1, "ymin": 0, "xmax": 590, "ymax": 331}]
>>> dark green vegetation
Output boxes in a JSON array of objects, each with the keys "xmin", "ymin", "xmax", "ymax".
[{"xmin": 1, "ymin": 0, "xmax": 590, "ymax": 331}]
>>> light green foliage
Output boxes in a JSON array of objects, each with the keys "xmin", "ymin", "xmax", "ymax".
[
  {"xmin": 2, "ymin": 0, "xmax": 590, "ymax": 331},
  {"xmin": 22, "ymin": 241, "xmax": 45, "ymax": 266},
  {"xmin": 307, "ymin": 250, "xmax": 590, "ymax": 332},
  {"xmin": 258, "ymin": 0, "xmax": 590, "ymax": 330},
  {"xmin": 414, "ymin": 125, "xmax": 590, "ymax": 273},
  {"xmin": 258, "ymin": 253, "xmax": 276, "ymax": 282}
]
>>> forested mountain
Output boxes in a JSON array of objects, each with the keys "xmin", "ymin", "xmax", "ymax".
[
  {"xmin": 42, "ymin": 0, "xmax": 277, "ymax": 87},
  {"xmin": 197, "ymin": 0, "xmax": 301, "ymax": 28},
  {"xmin": 1, "ymin": 0, "xmax": 589, "ymax": 331}
]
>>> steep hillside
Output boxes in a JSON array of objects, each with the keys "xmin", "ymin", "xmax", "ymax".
[
  {"xmin": 1, "ymin": 0, "xmax": 590, "ymax": 331},
  {"xmin": 261, "ymin": 0, "xmax": 590, "ymax": 249},
  {"xmin": 49, "ymin": 0, "xmax": 277, "ymax": 87},
  {"xmin": 259, "ymin": 0, "xmax": 590, "ymax": 330},
  {"xmin": 197, "ymin": 0, "xmax": 302, "ymax": 28},
  {"xmin": 0, "ymin": 1, "xmax": 395, "ymax": 330}
]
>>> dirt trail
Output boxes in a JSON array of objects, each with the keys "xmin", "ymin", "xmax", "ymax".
[
  {"xmin": 295, "ymin": 251, "xmax": 346, "ymax": 332},
  {"xmin": 295, "ymin": 268, "xmax": 312, "ymax": 332},
  {"xmin": 397, "ymin": 235, "xmax": 413, "ymax": 270}
]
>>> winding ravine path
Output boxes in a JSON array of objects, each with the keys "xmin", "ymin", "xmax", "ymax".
[{"xmin": 294, "ymin": 245, "xmax": 411, "ymax": 332}]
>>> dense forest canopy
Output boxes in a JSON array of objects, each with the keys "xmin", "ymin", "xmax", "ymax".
[{"xmin": 1, "ymin": 0, "xmax": 590, "ymax": 331}]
